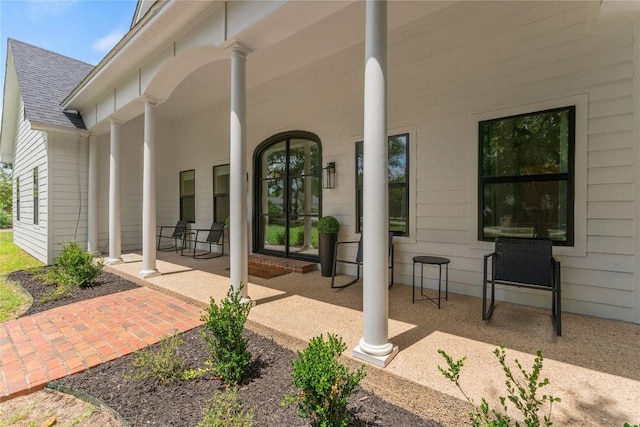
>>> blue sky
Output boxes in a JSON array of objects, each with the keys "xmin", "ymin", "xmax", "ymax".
[{"xmin": 0, "ymin": 0, "xmax": 137, "ymax": 113}]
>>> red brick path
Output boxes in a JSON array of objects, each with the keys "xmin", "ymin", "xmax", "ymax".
[{"xmin": 0, "ymin": 287, "xmax": 203, "ymax": 401}]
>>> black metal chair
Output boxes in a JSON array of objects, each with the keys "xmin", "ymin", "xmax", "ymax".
[
  {"xmin": 157, "ymin": 220, "xmax": 188, "ymax": 252},
  {"xmin": 181, "ymin": 222, "xmax": 225, "ymax": 259},
  {"xmin": 483, "ymin": 237, "xmax": 562, "ymax": 335},
  {"xmin": 331, "ymin": 232, "xmax": 394, "ymax": 289}
]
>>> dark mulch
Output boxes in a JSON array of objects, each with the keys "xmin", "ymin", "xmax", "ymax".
[
  {"xmin": 13, "ymin": 269, "xmax": 441, "ymax": 427},
  {"xmin": 8, "ymin": 269, "xmax": 140, "ymax": 317}
]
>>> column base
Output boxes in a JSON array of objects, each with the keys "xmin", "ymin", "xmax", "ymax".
[
  {"xmin": 139, "ymin": 269, "xmax": 161, "ymax": 279},
  {"xmin": 240, "ymin": 296, "xmax": 256, "ymax": 307},
  {"xmin": 106, "ymin": 258, "xmax": 124, "ymax": 266},
  {"xmin": 353, "ymin": 343, "xmax": 399, "ymax": 368}
]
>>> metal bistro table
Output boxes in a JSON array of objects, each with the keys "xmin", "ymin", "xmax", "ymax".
[{"xmin": 412, "ymin": 256, "xmax": 450, "ymax": 309}]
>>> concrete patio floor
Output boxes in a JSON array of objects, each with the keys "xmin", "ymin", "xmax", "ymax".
[{"xmin": 109, "ymin": 251, "xmax": 639, "ymax": 426}]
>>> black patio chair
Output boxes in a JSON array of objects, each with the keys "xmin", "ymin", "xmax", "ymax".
[
  {"xmin": 331, "ymin": 232, "xmax": 394, "ymax": 289},
  {"xmin": 181, "ymin": 222, "xmax": 225, "ymax": 259},
  {"xmin": 483, "ymin": 237, "xmax": 562, "ymax": 336},
  {"xmin": 157, "ymin": 220, "xmax": 188, "ymax": 252}
]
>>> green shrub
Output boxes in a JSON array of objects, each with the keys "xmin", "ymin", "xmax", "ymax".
[
  {"xmin": 124, "ymin": 333, "xmax": 186, "ymax": 384},
  {"xmin": 54, "ymin": 241, "xmax": 103, "ymax": 288},
  {"xmin": 283, "ymin": 333, "xmax": 366, "ymax": 427},
  {"xmin": 198, "ymin": 387, "xmax": 253, "ymax": 427},
  {"xmin": 317, "ymin": 216, "xmax": 340, "ymax": 234},
  {"xmin": 275, "ymin": 231, "xmax": 286, "ymax": 245},
  {"xmin": 438, "ymin": 344, "xmax": 560, "ymax": 427},
  {"xmin": 200, "ymin": 285, "xmax": 252, "ymax": 385},
  {"xmin": 0, "ymin": 210, "xmax": 11, "ymax": 229}
]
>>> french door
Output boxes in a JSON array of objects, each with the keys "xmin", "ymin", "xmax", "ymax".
[{"xmin": 255, "ymin": 132, "xmax": 321, "ymax": 259}]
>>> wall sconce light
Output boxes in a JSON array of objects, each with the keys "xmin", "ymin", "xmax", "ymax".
[{"xmin": 323, "ymin": 162, "xmax": 336, "ymax": 189}]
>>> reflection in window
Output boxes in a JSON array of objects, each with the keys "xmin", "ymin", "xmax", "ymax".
[
  {"xmin": 213, "ymin": 164, "xmax": 230, "ymax": 224},
  {"xmin": 180, "ymin": 170, "xmax": 195, "ymax": 223},
  {"xmin": 355, "ymin": 134, "xmax": 409, "ymax": 236},
  {"xmin": 479, "ymin": 106, "xmax": 575, "ymax": 245}
]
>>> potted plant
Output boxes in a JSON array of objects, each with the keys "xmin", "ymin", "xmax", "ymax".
[{"xmin": 317, "ymin": 215, "xmax": 340, "ymax": 277}]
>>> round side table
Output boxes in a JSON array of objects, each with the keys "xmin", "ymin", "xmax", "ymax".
[{"xmin": 412, "ymin": 256, "xmax": 450, "ymax": 309}]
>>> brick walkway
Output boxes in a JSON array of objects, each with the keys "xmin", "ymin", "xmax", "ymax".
[{"xmin": 0, "ymin": 287, "xmax": 203, "ymax": 401}]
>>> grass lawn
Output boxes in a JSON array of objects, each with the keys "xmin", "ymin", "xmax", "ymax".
[{"xmin": 0, "ymin": 231, "xmax": 43, "ymax": 321}]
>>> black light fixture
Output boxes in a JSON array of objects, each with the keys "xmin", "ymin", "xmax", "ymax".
[{"xmin": 323, "ymin": 162, "xmax": 336, "ymax": 189}]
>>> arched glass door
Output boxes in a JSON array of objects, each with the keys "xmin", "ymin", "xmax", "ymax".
[{"xmin": 255, "ymin": 132, "xmax": 321, "ymax": 260}]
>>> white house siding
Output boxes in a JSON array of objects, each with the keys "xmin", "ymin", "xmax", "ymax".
[
  {"xmin": 12, "ymin": 98, "xmax": 48, "ymax": 264},
  {"xmin": 146, "ymin": 2, "xmax": 638, "ymax": 322},
  {"xmin": 48, "ymin": 132, "xmax": 90, "ymax": 264}
]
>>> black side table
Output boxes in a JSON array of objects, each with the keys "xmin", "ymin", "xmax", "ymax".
[{"xmin": 412, "ymin": 256, "xmax": 450, "ymax": 309}]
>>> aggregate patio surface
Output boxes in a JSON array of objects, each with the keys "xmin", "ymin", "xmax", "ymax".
[{"xmin": 1, "ymin": 250, "xmax": 639, "ymax": 426}]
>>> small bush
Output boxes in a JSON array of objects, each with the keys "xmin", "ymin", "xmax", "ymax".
[
  {"xmin": 200, "ymin": 285, "xmax": 252, "ymax": 385},
  {"xmin": 275, "ymin": 231, "xmax": 286, "ymax": 245},
  {"xmin": 198, "ymin": 387, "xmax": 253, "ymax": 427},
  {"xmin": 283, "ymin": 333, "xmax": 366, "ymax": 427},
  {"xmin": 0, "ymin": 210, "xmax": 11, "ymax": 228},
  {"xmin": 124, "ymin": 333, "xmax": 186, "ymax": 384},
  {"xmin": 438, "ymin": 344, "xmax": 560, "ymax": 427},
  {"xmin": 317, "ymin": 216, "xmax": 340, "ymax": 234},
  {"xmin": 54, "ymin": 241, "xmax": 103, "ymax": 288}
]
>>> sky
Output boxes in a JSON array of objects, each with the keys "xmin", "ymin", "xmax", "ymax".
[{"xmin": 0, "ymin": 0, "xmax": 138, "ymax": 118}]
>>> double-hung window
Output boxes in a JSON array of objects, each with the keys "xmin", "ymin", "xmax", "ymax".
[
  {"xmin": 33, "ymin": 167, "xmax": 38, "ymax": 225},
  {"xmin": 179, "ymin": 170, "xmax": 195, "ymax": 223},
  {"xmin": 213, "ymin": 164, "xmax": 230, "ymax": 224},
  {"xmin": 478, "ymin": 106, "xmax": 575, "ymax": 245},
  {"xmin": 356, "ymin": 133, "xmax": 409, "ymax": 236}
]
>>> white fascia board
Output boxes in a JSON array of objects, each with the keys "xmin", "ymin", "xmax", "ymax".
[
  {"xmin": 0, "ymin": 52, "xmax": 20, "ymax": 163},
  {"xmin": 29, "ymin": 121, "xmax": 90, "ymax": 137}
]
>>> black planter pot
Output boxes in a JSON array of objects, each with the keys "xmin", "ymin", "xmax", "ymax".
[{"xmin": 319, "ymin": 233, "xmax": 337, "ymax": 277}]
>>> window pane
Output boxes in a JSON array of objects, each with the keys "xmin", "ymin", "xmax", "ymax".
[
  {"xmin": 213, "ymin": 164, "xmax": 230, "ymax": 224},
  {"xmin": 481, "ymin": 108, "xmax": 571, "ymax": 178},
  {"xmin": 180, "ymin": 170, "xmax": 195, "ymax": 222},
  {"xmin": 355, "ymin": 134, "xmax": 409, "ymax": 236},
  {"xmin": 482, "ymin": 180, "xmax": 568, "ymax": 242}
]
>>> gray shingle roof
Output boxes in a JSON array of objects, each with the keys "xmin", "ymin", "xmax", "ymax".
[{"xmin": 8, "ymin": 39, "xmax": 94, "ymax": 130}]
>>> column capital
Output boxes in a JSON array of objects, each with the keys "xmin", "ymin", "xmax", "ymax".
[
  {"xmin": 224, "ymin": 39, "xmax": 254, "ymax": 57},
  {"xmin": 143, "ymin": 95, "xmax": 165, "ymax": 106},
  {"xmin": 109, "ymin": 118, "xmax": 122, "ymax": 126}
]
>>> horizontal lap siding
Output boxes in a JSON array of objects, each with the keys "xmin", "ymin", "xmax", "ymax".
[
  {"xmin": 13, "ymin": 98, "xmax": 48, "ymax": 263},
  {"xmin": 50, "ymin": 133, "xmax": 89, "ymax": 261}
]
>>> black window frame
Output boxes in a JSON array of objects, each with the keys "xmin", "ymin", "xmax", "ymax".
[
  {"xmin": 33, "ymin": 167, "xmax": 38, "ymax": 225},
  {"xmin": 179, "ymin": 169, "xmax": 196, "ymax": 223},
  {"xmin": 355, "ymin": 133, "xmax": 410, "ymax": 237},
  {"xmin": 212, "ymin": 164, "xmax": 230, "ymax": 225},
  {"xmin": 478, "ymin": 105, "xmax": 575, "ymax": 246}
]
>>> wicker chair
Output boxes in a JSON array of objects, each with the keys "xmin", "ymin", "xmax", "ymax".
[
  {"xmin": 483, "ymin": 237, "xmax": 562, "ymax": 335},
  {"xmin": 181, "ymin": 222, "xmax": 225, "ymax": 259},
  {"xmin": 331, "ymin": 232, "xmax": 394, "ymax": 289},
  {"xmin": 156, "ymin": 220, "xmax": 188, "ymax": 252}
]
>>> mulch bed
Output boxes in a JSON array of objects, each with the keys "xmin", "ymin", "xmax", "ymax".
[{"xmin": 11, "ymin": 269, "xmax": 441, "ymax": 427}]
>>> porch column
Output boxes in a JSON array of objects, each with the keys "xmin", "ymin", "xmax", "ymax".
[
  {"xmin": 226, "ymin": 39, "xmax": 253, "ymax": 301},
  {"xmin": 106, "ymin": 120, "xmax": 123, "ymax": 265},
  {"xmin": 140, "ymin": 98, "xmax": 161, "ymax": 279},
  {"xmin": 354, "ymin": 0, "xmax": 398, "ymax": 367},
  {"xmin": 87, "ymin": 135, "xmax": 99, "ymax": 255}
]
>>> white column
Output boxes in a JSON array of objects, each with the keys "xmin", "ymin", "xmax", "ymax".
[
  {"xmin": 354, "ymin": 0, "xmax": 398, "ymax": 368},
  {"xmin": 87, "ymin": 135, "xmax": 99, "ymax": 255},
  {"xmin": 107, "ymin": 120, "xmax": 123, "ymax": 265},
  {"xmin": 226, "ymin": 39, "xmax": 253, "ymax": 302},
  {"xmin": 140, "ymin": 98, "xmax": 161, "ymax": 278}
]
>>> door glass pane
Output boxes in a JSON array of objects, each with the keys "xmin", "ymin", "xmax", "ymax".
[
  {"xmin": 288, "ymin": 139, "xmax": 319, "ymax": 255},
  {"xmin": 260, "ymin": 141, "xmax": 287, "ymax": 252}
]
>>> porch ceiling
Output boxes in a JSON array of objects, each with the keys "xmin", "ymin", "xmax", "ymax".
[{"xmin": 155, "ymin": 1, "xmax": 452, "ymax": 121}]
